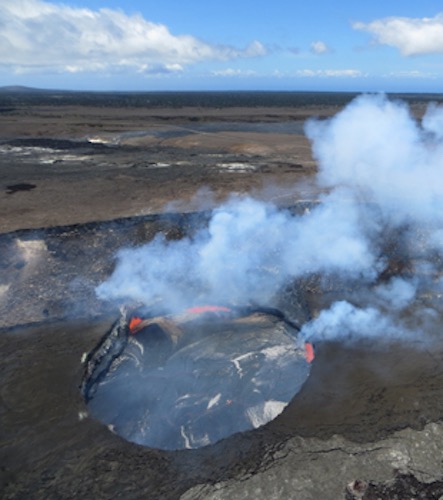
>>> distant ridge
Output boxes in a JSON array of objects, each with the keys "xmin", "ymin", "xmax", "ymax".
[{"xmin": 0, "ymin": 85, "xmax": 59, "ymax": 93}]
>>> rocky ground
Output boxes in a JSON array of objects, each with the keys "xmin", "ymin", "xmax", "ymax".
[
  {"xmin": 0, "ymin": 103, "xmax": 320, "ymax": 233},
  {"xmin": 1, "ymin": 99, "xmax": 443, "ymax": 499}
]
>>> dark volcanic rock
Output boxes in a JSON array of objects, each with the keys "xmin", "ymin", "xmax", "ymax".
[
  {"xmin": 361, "ymin": 473, "xmax": 443, "ymax": 499},
  {"xmin": 0, "ymin": 212, "xmax": 209, "ymax": 329},
  {"xmin": 5, "ymin": 183, "xmax": 36, "ymax": 194}
]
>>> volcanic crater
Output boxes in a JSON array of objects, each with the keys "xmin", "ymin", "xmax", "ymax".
[
  {"xmin": 2, "ymin": 93, "xmax": 443, "ymax": 499},
  {"xmin": 2, "ymin": 208, "xmax": 443, "ymax": 499}
]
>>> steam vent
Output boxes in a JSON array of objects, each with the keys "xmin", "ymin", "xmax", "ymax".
[{"xmin": 82, "ymin": 306, "xmax": 313, "ymax": 450}]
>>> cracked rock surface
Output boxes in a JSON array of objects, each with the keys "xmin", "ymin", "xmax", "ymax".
[{"xmin": 182, "ymin": 424, "xmax": 443, "ymax": 499}]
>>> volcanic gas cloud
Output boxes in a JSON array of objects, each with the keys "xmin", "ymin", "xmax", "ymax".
[{"xmin": 97, "ymin": 94, "xmax": 443, "ymax": 345}]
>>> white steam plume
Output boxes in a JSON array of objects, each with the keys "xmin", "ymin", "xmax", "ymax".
[
  {"xmin": 97, "ymin": 193, "xmax": 376, "ymax": 309},
  {"xmin": 97, "ymin": 94, "xmax": 443, "ymax": 344},
  {"xmin": 306, "ymin": 94, "xmax": 443, "ymax": 226}
]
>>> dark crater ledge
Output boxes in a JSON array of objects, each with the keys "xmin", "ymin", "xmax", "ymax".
[{"xmin": 1, "ymin": 209, "xmax": 443, "ymax": 499}]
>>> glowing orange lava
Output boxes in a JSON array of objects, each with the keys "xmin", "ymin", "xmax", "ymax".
[
  {"xmin": 305, "ymin": 342, "xmax": 315, "ymax": 363},
  {"xmin": 129, "ymin": 316, "xmax": 143, "ymax": 333}
]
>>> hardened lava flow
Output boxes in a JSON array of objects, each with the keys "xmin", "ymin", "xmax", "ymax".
[{"xmin": 81, "ymin": 304, "xmax": 314, "ymax": 450}]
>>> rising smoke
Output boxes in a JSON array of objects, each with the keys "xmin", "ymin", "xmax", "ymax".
[{"xmin": 97, "ymin": 94, "xmax": 443, "ymax": 345}]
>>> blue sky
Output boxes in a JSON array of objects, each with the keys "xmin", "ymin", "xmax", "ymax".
[{"xmin": 2, "ymin": 0, "xmax": 443, "ymax": 92}]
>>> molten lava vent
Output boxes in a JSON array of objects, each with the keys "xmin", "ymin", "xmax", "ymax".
[{"xmin": 82, "ymin": 306, "xmax": 314, "ymax": 450}]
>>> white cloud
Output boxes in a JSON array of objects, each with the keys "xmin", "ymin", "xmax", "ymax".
[
  {"xmin": 310, "ymin": 41, "xmax": 331, "ymax": 54},
  {"xmin": 296, "ymin": 69, "xmax": 364, "ymax": 78},
  {"xmin": 354, "ymin": 14, "xmax": 443, "ymax": 56},
  {"xmin": 211, "ymin": 68, "xmax": 256, "ymax": 77},
  {"xmin": 0, "ymin": 0, "xmax": 266, "ymax": 74},
  {"xmin": 385, "ymin": 70, "xmax": 437, "ymax": 79}
]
